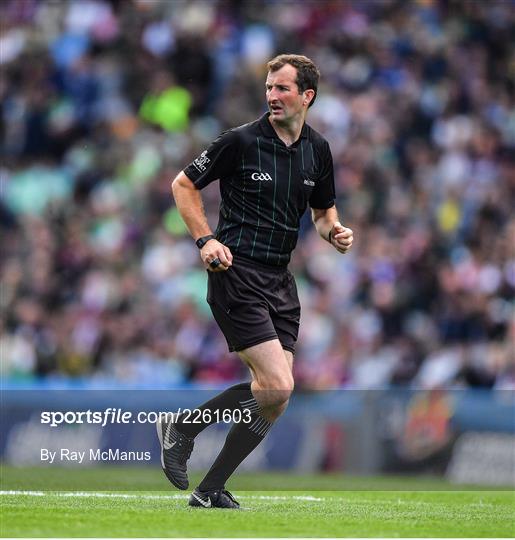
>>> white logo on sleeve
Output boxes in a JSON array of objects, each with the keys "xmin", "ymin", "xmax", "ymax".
[
  {"xmin": 193, "ymin": 150, "xmax": 210, "ymax": 172},
  {"xmin": 251, "ymin": 172, "xmax": 273, "ymax": 182}
]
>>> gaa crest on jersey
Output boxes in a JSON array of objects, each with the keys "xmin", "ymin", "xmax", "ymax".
[{"xmin": 251, "ymin": 171, "xmax": 273, "ymax": 182}]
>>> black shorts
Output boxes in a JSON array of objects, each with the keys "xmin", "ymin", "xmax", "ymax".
[{"xmin": 206, "ymin": 255, "xmax": 301, "ymax": 354}]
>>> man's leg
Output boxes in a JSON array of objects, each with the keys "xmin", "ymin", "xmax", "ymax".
[
  {"xmin": 157, "ymin": 340, "xmax": 292, "ymax": 492},
  {"xmin": 252, "ymin": 347, "xmax": 293, "ymax": 421},
  {"xmin": 157, "ymin": 381, "xmax": 261, "ymax": 491},
  {"xmin": 174, "ymin": 382, "xmax": 260, "ymax": 439},
  {"xmin": 196, "ymin": 339, "xmax": 293, "ymax": 493}
]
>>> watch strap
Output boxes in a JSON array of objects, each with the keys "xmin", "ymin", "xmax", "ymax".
[{"xmin": 195, "ymin": 234, "xmax": 216, "ymax": 249}]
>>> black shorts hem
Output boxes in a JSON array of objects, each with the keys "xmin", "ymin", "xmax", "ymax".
[
  {"xmin": 231, "ymin": 335, "xmax": 279, "ymax": 353},
  {"xmin": 232, "ymin": 336, "xmax": 296, "ymax": 355}
]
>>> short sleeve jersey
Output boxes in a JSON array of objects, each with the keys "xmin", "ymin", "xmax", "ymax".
[{"xmin": 184, "ymin": 113, "xmax": 335, "ymax": 267}]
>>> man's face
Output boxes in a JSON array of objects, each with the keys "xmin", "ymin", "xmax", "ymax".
[{"xmin": 266, "ymin": 64, "xmax": 306, "ymax": 124}]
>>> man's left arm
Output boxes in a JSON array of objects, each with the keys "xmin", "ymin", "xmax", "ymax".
[{"xmin": 311, "ymin": 206, "xmax": 353, "ymax": 254}]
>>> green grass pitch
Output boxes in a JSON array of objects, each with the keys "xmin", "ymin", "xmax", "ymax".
[{"xmin": 1, "ymin": 466, "xmax": 514, "ymax": 537}]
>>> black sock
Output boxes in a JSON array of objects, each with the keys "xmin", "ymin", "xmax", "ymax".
[
  {"xmin": 198, "ymin": 412, "xmax": 272, "ymax": 492},
  {"xmin": 175, "ymin": 382, "xmax": 259, "ymax": 439}
]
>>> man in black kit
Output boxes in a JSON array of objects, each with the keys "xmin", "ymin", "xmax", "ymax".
[{"xmin": 157, "ymin": 54, "xmax": 354, "ymax": 508}]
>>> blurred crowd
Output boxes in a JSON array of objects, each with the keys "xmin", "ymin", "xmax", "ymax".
[{"xmin": 1, "ymin": 0, "xmax": 514, "ymax": 390}]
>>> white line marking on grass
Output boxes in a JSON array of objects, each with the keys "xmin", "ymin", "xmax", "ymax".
[{"xmin": 0, "ymin": 490, "xmax": 323, "ymax": 502}]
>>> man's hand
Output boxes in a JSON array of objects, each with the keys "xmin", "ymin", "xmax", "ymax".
[
  {"xmin": 330, "ymin": 222, "xmax": 353, "ymax": 254},
  {"xmin": 201, "ymin": 239, "xmax": 233, "ymax": 272}
]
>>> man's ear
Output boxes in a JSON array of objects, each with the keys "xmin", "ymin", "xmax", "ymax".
[{"xmin": 303, "ymin": 89, "xmax": 315, "ymax": 107}]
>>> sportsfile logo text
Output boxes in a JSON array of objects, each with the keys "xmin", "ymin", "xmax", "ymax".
[{"xmin": 40, "ymin": 408, "xmax": 252, "ymax": 427}]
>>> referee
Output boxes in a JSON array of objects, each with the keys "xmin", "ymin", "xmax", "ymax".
[{"xmin": 157, "ymin": 54, "xmax": 353, "ymax": 509}]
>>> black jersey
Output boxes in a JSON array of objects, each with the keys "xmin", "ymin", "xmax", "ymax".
[{"xmin": 184, "ymin": 113, "xmax": 335, "ymax": 267}]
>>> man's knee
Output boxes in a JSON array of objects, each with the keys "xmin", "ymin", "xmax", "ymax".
[{"xmin": 260, "ymin": 373, "xmax": 294, "ymax": 406}]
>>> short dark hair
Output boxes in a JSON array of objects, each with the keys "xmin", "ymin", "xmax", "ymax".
[{"xmin": 267, "ymin": 54, "xmax": 320, "ymax": 108}]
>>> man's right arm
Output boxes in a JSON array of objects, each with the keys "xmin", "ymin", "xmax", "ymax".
[{"xmin": 171, "ymin": 171, "xmax": 233, "ymax": 271}]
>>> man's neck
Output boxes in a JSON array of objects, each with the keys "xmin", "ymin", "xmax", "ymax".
[{"xmin": 268, "ymin": 115, "xmax": 305, "ymax": 147}]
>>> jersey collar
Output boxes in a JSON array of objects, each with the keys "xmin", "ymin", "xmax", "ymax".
[{"xmin": 259, "ymin": 112, "xmax": 309, "ymax": 145}]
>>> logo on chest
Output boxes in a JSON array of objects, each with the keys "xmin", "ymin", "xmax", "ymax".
[
  {"xmin": 303, "ymin": 177, "xmax": 315, "ymax": 186},
  {"xmin": 251, "ymin": 172, "xmax": 273, "ymax": 182}
]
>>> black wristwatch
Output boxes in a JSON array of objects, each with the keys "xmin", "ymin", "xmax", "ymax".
[{"xmin": 195, "ymin": 234, "xmax": 216, "ymax": 249}]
